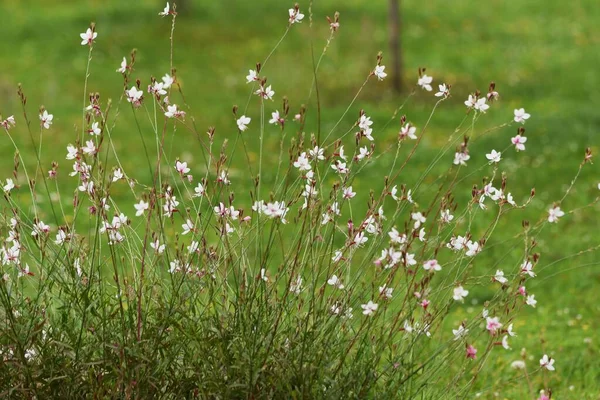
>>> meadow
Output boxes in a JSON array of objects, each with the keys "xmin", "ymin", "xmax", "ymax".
[{"xmin": 0, "ymin": 0, "xmax": 599, "ymax": 398}]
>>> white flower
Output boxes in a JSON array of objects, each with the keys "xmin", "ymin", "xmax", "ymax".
[
  {"xmin": 502, "ymin": 335, "xmax": 511, "ymax": 350},
  {"xmin": 417, "ymin": 74, "xmax": 433, "ymax": 91},
  {"xmin": 411, "ymin": 212, "xmax": 426, "ymax": 229},
  {"xmin": 80, "ymin": 28, "xmax": 97, "ymax": 46},
  {"xmin": 159, "ymin": 2, "xmax": 170, "ymax": 16},
  {"xmin": 539, "ymin": 354, "xmax": 555, "ymax": 371},
  {"xmin": 464, "ymin": 94, "xmax": 477, "ymax": 109},
  {"xmin": 474, "ymin": 98, "xmax": 489, "ymax": 112},
  {"xmin": 379, "ymin": 285, "xmax": 393, "ymax": 299},
  {"xmin": 237, "ymin": 115, "xmax": 251, "ymax": 131},
  {"xmin": 269, "ymin": 110, "xmax": 282, "ymax": 125},
  {"xmin": 435, "ymin": 83, "xmax": 450, "ymax": 98},
  {"xmin": 453, "ymin": 286, "xmax": 469, "ymax": 301},
  {"xmin": 165, "ymin": 104, "xmax": 185, "ymax": 119},
  {"xmin": 452, "ymin": 324, "xmax": 469, "ymax": 341},
  {"xmin": 246, "ymin": 69, "xmax": 258, "ymax": 83},
  {"xmin": 327, "ymin": 275, "xmax": 344, "ymax": 289},
  {"xmin": 288, "ymin": 7, "xmax": 304, "ymax": 24},
  {"xmin": 161, "ymin": 74, "xmax": 174, "ymax": 88},
  {"xmin": 39, "ymin": 110, "xmax": 53, "ymax": 129},
  {"xmin": 293, "ymin": 152, "xmax": 312, "ymax": 171},
  {"xmin": 526, "ymin": 294, "xmax": 537, "ymax": 307},
  {"xmin": 3, "ymin": 179, "xmax": 15, "ymax": 193},
  {"xmin": 374, "ymin": 65, "xmax": 387, "ymax": 81},
  {"xmin": 112, "ymin": 168, "xmax": 123, "ymax": 182},
  {"xmin": 89, "ymin": 122, "xmax": 101, "ymax": 136},
  {"xmin": 353, "ymin": 232, "xmax": 368, "ymax": 247},
  {"xmin": 514, "ymin": 108, "xmax": 530, "ymax": 124},
  {"xmin": 361, "ymin": 301, "xmax": 378, "ymax": 316},
  {"xmin": 126, "ymin": 86, "xmax": 143, "ymax": 105},
  {"xmin": 181, "ymin": 219, "xmax": 194, "ymax": 235},
  {"xmin": 440, "ymin": 209, "xmax": 454, "ymax": 224},
  {"xmin": 511, "ymin": 360, "xmax": 526, "ymax": 370},
  {"xmin": 193, "ymin": 182, "xmax": 204, "ymax": 197},
  {"xmin": 520, "ymin": 260, "xmax": 536, "ymax": 278},
  {"xmin": 150, "ymin": 239, "xmax": 165, "ymax": 254},
  {"xmin": 32, "ymin": 221, "xmax": 50, "ymax": 237},
  {"xmin": 547, "ymin": 206, "xmax": 565, "ymax": 223},
  {"xmin": 486, "ymin": 149, "xmax": 501, "ymax": 163},
  {"xmin": 289, "ymin": 276, "xmax": 303, "ymax": 295},
  {"xmin": 494, "ymin": 270, "xmax": 508, "ymax": 285},
  {"xmin": 116, "ymin": 57, "xmax": 127, "ymax": 73},
  {"xmin": 134, "ymin": 200, "xmax": 149, "ymax": 217}
]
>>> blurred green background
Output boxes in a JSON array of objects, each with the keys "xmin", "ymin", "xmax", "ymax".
[{"xmin": 1, "ymin": 0, "xmax": 599, "ymax": 396}]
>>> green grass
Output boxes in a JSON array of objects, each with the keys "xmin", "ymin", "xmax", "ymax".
[{"xmin": 0, "ymin": 0, "xmax": 599, "ymax": 397}]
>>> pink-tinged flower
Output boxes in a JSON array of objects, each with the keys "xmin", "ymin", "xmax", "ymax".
[
  {"xmin": 435, "ymin": 83, "xmax": 450, "ymax": 98},
  {"xmin": 514, "ymin": 108, "xmax": 531, "ymax": 124},
  {"xmin": 520, "ymin": 260, "xmax": 536, "ymax": 277},
  {"xmin": 175, "ymin": 160, "xmax": 190, "ymax": 175},
  {"xmin": 453, "ymin": 151, "xmax": 470, "ymax": 166},
  {"xmin": 423, "ymin": 259, "xmax": 442, "ymax": 272},
  {"xmin": 486, "ymin": 149, "xmax": 501, "ymax": 163},
  {"xmin": 417, "ymin": 74, "xmax": 433, "ymax": 91},
  {"xmin": 331, "ymin": 160, "xmax": 348, "ymax": 174},
  {"xmin": 246, "ymin": 69, "xmax": 258, "ymax": 83},
  {"xmin": 165, "ymin": 104, "xmax": 185, "ymax": 119},
  {"xmin": 466, "ymin": 344, "xmax": 477, "ymax": 359},
  {"xmin": 526, "ymin": 294, "xmax": 537, "ymax": 307},
  {"xmin": 453, "ymin": 285, "xmax": 469, "ymax": 301},
  {"xmin": 134, "ymin": 200, "xmax": 149, "ymax": 217},
  {"xmin": 420, "ymin": 299, "xmax": 430, "ymax": 309},
  {"xmin": 511, "ymin": 134, "xmax": 527, "ymax": 151},
  {"xmin": 32, "ymin": 221, "xmax": 50, "ymax": 237},
  {"xmin": 39, "ymin": 110, "xmax": 53, "ymax": 129},
  {"xmin": 269, "ymin": 110, "xmax": 284, "ymax": 126},
  {"xmin": 0, "ymin": 115, "xmax": 16, "ymax": 130},
  {"xmin": 237, "ymin": 115, "xmax": 251, "ymax": 131},
  {"xmin": 126, "ymin": 86, "xmax": 143, "ymax": 107},
  {"xmin": 518, "ymin": 285, "xmax": 527, "ymax": 296},
  {"xmin": 159, "ymin": 2, "xmax": 170, "ymax": 16},
  {"xmin": 116, "ymin": 57, "xmax": 127, "ymax": 73},
  {"xmin": 353, "ymin": 232, "xmax": 368, "ymax": 247},
  {"xmin": 547, "ymin": 206, "xmax": 565, "ymax": 223},
  {"xmin": 539, "ymin": 354, "xmax": 555, "ymax": 371},
  {"xmin": 537, "ymin": 390, "xmax": 550, "ymax": 400},
  {"xmin": 361, "ymin": 300, "xmax": 378, "ymax": 316},
  {"xmin": 80, "ymin": 27, "xmax": 97, "ymax": 46},
  {"xmin": 288, "ymin": 7, "xmax": 305, "ymax": 24},
  {"xmin": 255, "ymin": 85, "xmax": 275, "ymax": 100},
  {"xmin": 374, "ymin": 65, "xmax": 387, "ymax": 81},
  {"xmin": 343, "ymin": 186, "xmax": 356, "ymax": 199},
  {"xmin": 399, "ymin": 123, "xmax": 417, "ymax": 140},
  {"xmin": 486, "ymin": 316, "xmax": 502, "ymax": 335}
]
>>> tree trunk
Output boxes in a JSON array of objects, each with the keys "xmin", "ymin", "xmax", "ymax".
[{"xmin": 388, "ymin": 0, "xmax": 402, "ymax": 93}]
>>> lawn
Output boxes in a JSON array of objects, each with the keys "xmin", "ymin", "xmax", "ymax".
[{"xmin": 0, "ymin": 0, "xmax": 599, "ymax": 397}]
